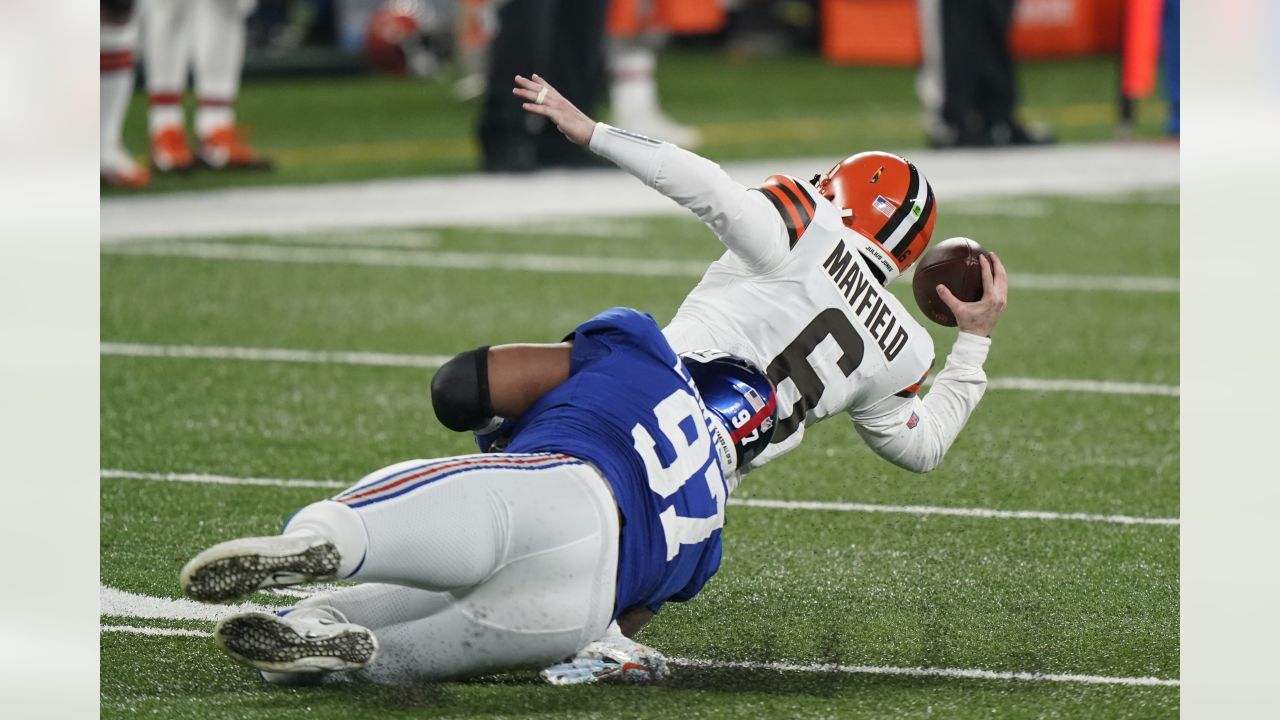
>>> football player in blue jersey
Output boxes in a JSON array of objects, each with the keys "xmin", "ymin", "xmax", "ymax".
[{"xmin": 179, "ymin": 307, "xmax": 776, "ymax": 685}]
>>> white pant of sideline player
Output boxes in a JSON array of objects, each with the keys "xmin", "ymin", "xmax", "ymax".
[{"xmin": 274, "ymin": 455, "xmax": 620, "ymax": 684}]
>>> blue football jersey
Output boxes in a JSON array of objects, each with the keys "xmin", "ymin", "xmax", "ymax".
[{"xmin": 503, "ymin": 307, "xmax": 729, "ymax": 617}]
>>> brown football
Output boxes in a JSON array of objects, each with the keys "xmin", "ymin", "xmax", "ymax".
[{"xmin": 911, "ymin": 237, "xmax": 990, "ymax": 327}]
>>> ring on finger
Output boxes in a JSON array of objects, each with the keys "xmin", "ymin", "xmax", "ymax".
[{"xmin": 535, "ymin": 86, "xmax": 548, "ymax": 105}]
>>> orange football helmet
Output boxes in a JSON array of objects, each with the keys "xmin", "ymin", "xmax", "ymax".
[{"xmin": 814, "ymin": 151, "xmax": 937, "ymax": 284}]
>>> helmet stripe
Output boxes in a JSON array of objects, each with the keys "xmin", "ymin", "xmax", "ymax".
[
  {"xmin": 893, "ymin": 182, "xmax": 935, "ymax": 261},
  {"xmin": 730, "ymin": 392, "xmax": 777, "ymax": 443},
  {"xmin": 874, "ymin": 163, "xmax": 920, "ymax": 245},
  {"xmin": 880, "ymin": 167, "xmax": 933, "ymax": 261}
]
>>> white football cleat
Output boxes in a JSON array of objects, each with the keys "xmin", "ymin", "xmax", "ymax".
[
  {"xmin": 180, "ymin": 532, "xmax": 340, "ymax": 603},
  {"xmin": 215, "ymin": 607, "xmax": 377, "ymax": 674},
  {"xmin": 540, "ymin": 639, "xmax": 670, "ymax": 685}
]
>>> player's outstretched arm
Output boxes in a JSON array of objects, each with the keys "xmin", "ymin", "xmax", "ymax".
[
  {"xmin": 513, "ymin": 75, "xmax": 787, "ymax": 272},
  {"xmin": 851, "ymin": 255, "xmax": 1008, "ymax": 472}
]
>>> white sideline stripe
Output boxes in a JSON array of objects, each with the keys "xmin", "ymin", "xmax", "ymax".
[
  {"xmin": 99, "ymin": 342, "xmax": 451, "ymax": 369},
  {"xmin": 100, "ymin": 142, "xmax": 1178, "ymax": 242},
  {"xmin": 99, "ymin": 341, "xmax": 1180, "ymax": 398},
  {"xmin": 93, "ymin": 621, "xmax": 1178, "ymax": 687},
  {"xmin": 100, "ymin": 469, "xmax": 1179, "ymax": 526},
  {"xmin": 672, "ymin": 657, "xmax": 1178, "ymax": 688},
  {"xmin": 731, "ymin": 498, "xmax": 1178, "ymax": 526},
  {"xmin": 104, "ymin": 241, "xmax": 1179, "ymax": 293},
  {"xmin": 102, "ymin": 624, "xmax": 208, "ymax": 638}
]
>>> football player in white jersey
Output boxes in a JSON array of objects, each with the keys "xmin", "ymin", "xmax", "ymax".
[
  {"xmin": 503, "ymin": 74, "xmax": 1009, "ymax": 684},
  {"xmin": 514, "ymin": 73, "xmax": 1009, "ymax": 474}
]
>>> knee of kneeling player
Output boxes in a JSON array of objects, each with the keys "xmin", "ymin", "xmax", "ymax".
[{"xmin": 431, "ymin": 347, "xmax": 494, "ymax": 432}]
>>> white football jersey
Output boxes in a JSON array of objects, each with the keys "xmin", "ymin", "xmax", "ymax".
[
  {"xmin": 661, "ymin": 175, "xmax": 934, "ymax": 466},
  {"xmin": 589, "ymin": 123, "xmax": 989, "ymax": 471}
]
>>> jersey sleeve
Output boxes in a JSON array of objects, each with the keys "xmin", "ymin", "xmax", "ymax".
[
  {"xmin": 588, "ymin": 122, "xmax": 789, "ymax": 274},
  {"xmin": 566, "ymin": 306, "xmax": 672, "ymax": 371},
  {"xmin": 848, "ymin": 332, "xmax": 991, "ymax": 473}
]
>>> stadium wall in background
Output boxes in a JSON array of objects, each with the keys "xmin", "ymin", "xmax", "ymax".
[{"xmin": 821, "ymin": 0, "xmax": 1124, "ymax": 65}]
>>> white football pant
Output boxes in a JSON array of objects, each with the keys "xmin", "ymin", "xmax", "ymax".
[
  {"xmin": 143, "ymin": 0, "xmax": 256, "ymax": 136},
  {"xmin": 101, "ymin": 11, "xmax": 140, "ymax": 171},
  {"xmin": 282, "ymin": 453, "xmax": 620, "ymax": 684}
]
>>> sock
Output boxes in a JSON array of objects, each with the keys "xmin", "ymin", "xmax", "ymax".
[
  {"xmin": 609, "ymin": 42, "xmax": 658, "ymax": 118},
  {"xmin": 101, "ymin": 16, "xmax": 139, "ymax": 168},
  {"xmin": 193, "ymin": 0, "xmax": 251, "ymax": 137},
  {"xmin": 283, "ymin": 500, "xmax": 370, "ymax": 579},
  {"xmin": 196, "ymin": 100, "xmax": 234, "ymax": 139},
  {"xmin": 143, "ymin": 0, "xmax": 194, "ymax": 134}
]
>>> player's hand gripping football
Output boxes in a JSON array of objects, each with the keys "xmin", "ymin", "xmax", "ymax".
[
  {"xmin": 937, "ymin": 253, "xmax": 1009, "ymax": 337},
  {"xmin": 513, "ymin": 74, "xmax": 596, "ymax": 146}
]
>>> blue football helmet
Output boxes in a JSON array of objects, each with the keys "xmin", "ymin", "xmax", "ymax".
[{"xmin": 681, "ymin": 350, "xmax": 778, "ymax": 476}]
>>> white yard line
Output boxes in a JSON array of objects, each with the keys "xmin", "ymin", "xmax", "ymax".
[
  {"xmin": 100, "ymin": 142, "xmax": 1179, "ymax": 242},
  {"xmin": 100, "ymin": 469, "xmax": 1179, "ymax": 526},
  {"xmin": 732, "ymin": 498, "xmax": 1178, "ymax": 526},
  {"xmin": 96, "ymin": 611, "xmax": 1177, "ymax": 687},
  {"xmin": 672, "ymin": 657, "xmax": 1179, "ymax": 688},
  {"xmin": 104, "ymin": 241, "xmax": 1178, "ymax": 293},
  {"xmin": 984, "ymin": 377, "xmax": 1180, "ymax": 397},
  {"xmin": 101, "ymin": 584, "xmax": 276, "ymax": 622},
  {"xmin": 102, "ymin": 624, "xmax": 208, "ymax": 638},
  {"xmin": 99, "ymin": 341, "xmax": 451, "ymax": 369},
  {"xmin": 104, "ymin": 242, "xmax": 715, "ymax": 278},
  {"xmin": 100, "ymin": 468, "xmax": 346, "ymax": 489},
  {"xmin": 99, "ymin": 341, "xmax": 1180, "ymax": 398}
]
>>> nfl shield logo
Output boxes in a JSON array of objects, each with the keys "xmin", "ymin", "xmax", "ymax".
[{"xmin": 906, "ymin": 412, "xmax": 919, "ymax": 429}]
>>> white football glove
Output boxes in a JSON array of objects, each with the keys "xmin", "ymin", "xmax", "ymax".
[{"xmin": 540, "ymin": 623, "xmax": 670, "ymax": 686}]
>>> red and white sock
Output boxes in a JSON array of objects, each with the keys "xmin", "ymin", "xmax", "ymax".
[
  {"xmin": 101, "ymin": 12, "xmax": 140, "ymax": 171},
  {"xmin": 193, "ymin": 0, "xmax": 255, "ymax": 138},
  {"xmin": 143, "ymin": 0, "xmax": 194, "ymax": 134}
]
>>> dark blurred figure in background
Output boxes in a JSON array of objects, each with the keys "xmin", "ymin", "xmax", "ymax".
[
  {"xmin": 916, "ymin": 0, "xmax": 1054, "ymax": 148},
  {"xmin": 478, "ymin": 0, "xmax": 610, "ymax": 172},
  {"xmin": 1161, "ymin": 0, "xmax": 1179, "ymax": 137}
]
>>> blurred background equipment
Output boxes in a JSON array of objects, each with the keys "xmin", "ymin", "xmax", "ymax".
[
  {"xmin": 1118, "ymin": 0, "xmax": 1178, "ymax": 138},
  {"xmin": 362, "ymin": 0, "xmax": 456, "ymax": 77}
]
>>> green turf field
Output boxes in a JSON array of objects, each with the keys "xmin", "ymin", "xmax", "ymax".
[
  {"xmin": 100, "ymin": 187, "xmax": 1179, "ymax": 717},
  {"xmin": 108, "ymin": 51, "xmax": 1170, "ymax": 194}
]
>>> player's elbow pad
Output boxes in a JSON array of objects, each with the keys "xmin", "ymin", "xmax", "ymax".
[{"xmin": 431, "ymin": 346, "xmax": 494, "ymax": 432}]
